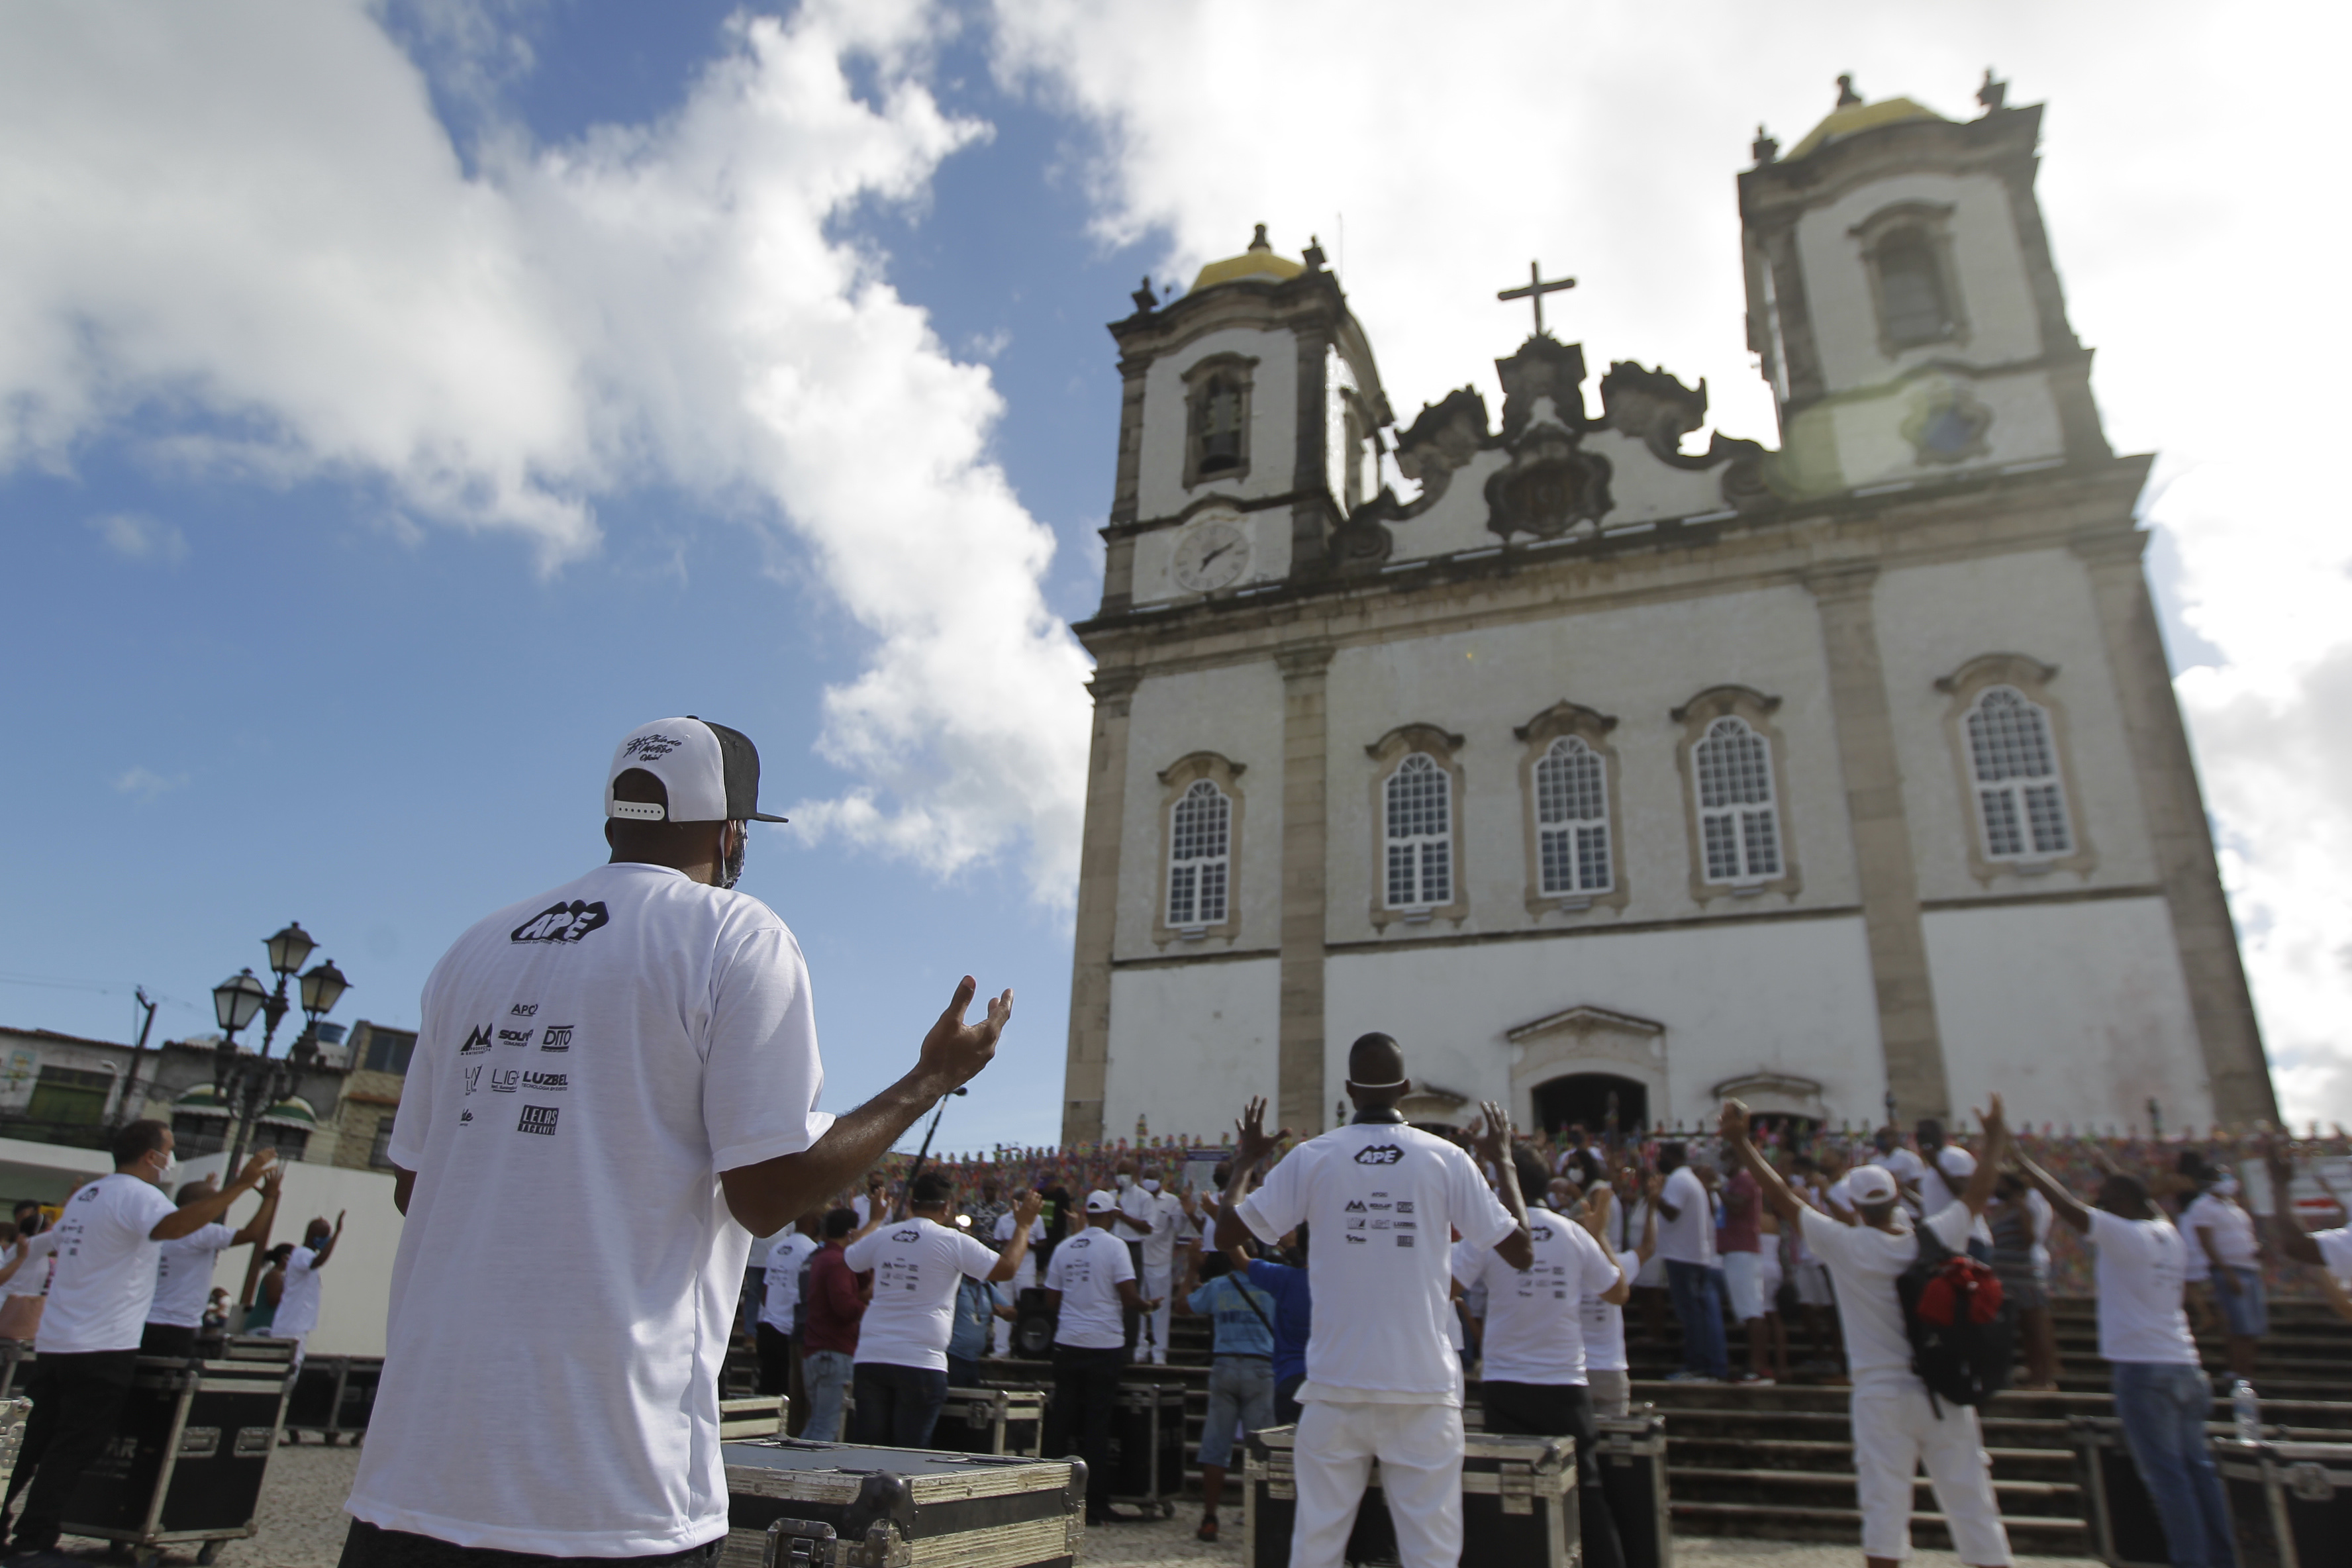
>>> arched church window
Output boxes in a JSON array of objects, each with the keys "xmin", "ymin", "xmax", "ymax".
[
  {"xmin": 1875, "ymin": 228, "xmax": 1951, "ymax": 347},
  {"xmin": 1966, "ymin": 687, "xmax": 2072, "ymax": 859},
  {"xmin": 1535, "ymin": 736, "xmax": 1610, "ymax": 896},
  {"xmin": 1694, "ymin": 716, "xmax": 1781, "ymax": 883},
  {"xmin": 1167, "ymin": 778, "xmax": 1232, "ymax": 928},
  {"xmin": 1181, "ymin": 353, "xmax": 1257, "ymax": 489},
  {"xmin": 1385, "ymin": 754, "xmax": 1453, "ymax": 908},
  {"xmin": 1201, "ymin": 380, "xmax": 1243, "ymax": 472}
]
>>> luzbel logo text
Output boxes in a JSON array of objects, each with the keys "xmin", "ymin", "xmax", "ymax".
[{"xmin": 510, "ymin": 900, "xmax": 610, "ymax": 944}]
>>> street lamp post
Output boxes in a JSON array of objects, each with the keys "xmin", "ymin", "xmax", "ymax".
[{"xmin": 209, "ymin": 922, "xmax": 350, "ymax": 1172}]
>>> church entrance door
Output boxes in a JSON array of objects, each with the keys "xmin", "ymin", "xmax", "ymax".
[{"xmin": 1532, "ymin": 1073, "xmax": 1647, "ymax": 1138}]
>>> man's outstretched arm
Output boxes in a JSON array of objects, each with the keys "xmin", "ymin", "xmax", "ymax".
[
  {"xmin": 2011, "ymin": 1141, "xmax": 2094, "ymax": 1236},
  {"xmin": 721, "ymin": 979, "xmax": 1010, "ymax": 1237},
  {"xmin": 1718, "ymin": 1102, "xmax": 1804, "ymax": 1227}
]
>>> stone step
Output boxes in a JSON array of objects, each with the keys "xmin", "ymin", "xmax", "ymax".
[
  {"xmin": 1669, "ymin": 1463, "xmax": 2081, "ymax": 1518},
  {"xmin": 1669, "ymin": 1436, "xmax": 2076, "ymax": 1482},
  {"xmin": 1671, "ymin": 1498, "xmax": 2088, "ymax": 1553}
]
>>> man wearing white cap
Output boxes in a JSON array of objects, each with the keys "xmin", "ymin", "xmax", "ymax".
[
  {"xmin": 344, "ymin": 717, "xmax": 1015, "ymax": 1567},
  {"xmin": 1721, "ymin": 1095, "xmax": 2014, "ymax": 1568},
  {"xmin": 1046, "ymin": 1189, "xmax": 1155, "ymax": 1524}
]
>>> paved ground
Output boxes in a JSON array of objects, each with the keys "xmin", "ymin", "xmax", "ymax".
[{"xmin": 52, "ymin": 1444, "xmax": 2105, "ymax": 1567}]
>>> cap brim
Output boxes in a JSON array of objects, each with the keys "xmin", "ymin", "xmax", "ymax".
[{"xmin": 747, "ymin": 810, "xmax": 790, "ymax": 824}]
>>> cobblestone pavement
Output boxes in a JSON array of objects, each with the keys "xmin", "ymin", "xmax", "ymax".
[{"xmin": 50, "ymin": 1445, "xmax": 2102, "ymax": 1568}]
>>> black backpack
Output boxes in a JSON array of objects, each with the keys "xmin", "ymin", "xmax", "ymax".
[{"xmin": 1896, "ymin": 1218, "xmax": 2015, "ymax": 1412}]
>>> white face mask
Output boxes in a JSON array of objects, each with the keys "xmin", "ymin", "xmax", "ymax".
[
  {"xmin": 2212, "ymin": 1174, "xmax": 2240, "ymax": 1198},
  {"xmin": 152, "ymin": 1150, "xmax": 178, "ymax": 1186},
  {"xmin": 1141, "ymin": 1179, "xmax": 1160, "ymax": 1193},
  {"xmin": 1114, "ymin": 1173, "xmax": 1134, "ymax": 1191}
]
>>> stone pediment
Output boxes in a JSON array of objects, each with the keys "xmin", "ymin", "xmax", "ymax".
[
  {"xmin": 1506, "ymin": 1003, "xmax": 1665, "ymax": 1044},
  {"xmin": 1710, "ymin": 1071, "xmax": 1828, "ymax": 1120}
]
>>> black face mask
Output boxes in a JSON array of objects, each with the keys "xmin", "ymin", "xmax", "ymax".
[{"xmin": 719, "ymin": 822, "xmax": 748, "ymax": 891}]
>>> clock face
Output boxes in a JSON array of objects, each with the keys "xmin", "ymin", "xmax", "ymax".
[{"xmin": 1173, "ymin": 519, "xmax": 1250, "ymax": 592}]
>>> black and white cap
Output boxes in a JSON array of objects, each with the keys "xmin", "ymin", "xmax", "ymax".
[{"xmin": 606, "ymin": 717, "xmax": 788, "ymax": 824}]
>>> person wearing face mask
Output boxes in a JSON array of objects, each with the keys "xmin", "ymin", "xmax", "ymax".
[
  {"xmin": 269, "ymin": 1209, "xmax": 344, "ymax": 1371},
  {"xmin": 2180, "ymin": 1163, "xmax": 2263, "ymax": 1383},
  {"xmin": 343, "ymin": 717, "xmax": 1016, "ymax": 1567},
  {"xmin": 0, "ymin": 1123, "xmax": 275, "ymax": 1565},
  {"xmin": 143, "ymin": 1167, "xmax": 283, "ymax": 1356},
  {"xmin": 1130, "ymin": 1162, "xmax": 1186, "ymax": 1365}
]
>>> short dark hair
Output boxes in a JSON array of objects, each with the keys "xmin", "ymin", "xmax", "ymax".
[
  {"xmin": 910, "ymin": 1173, "xmax": 952, "ymax": 1206},
  {"xmin": 822, "ymin": 1206, "xmax": 859, "ymax": 1240},
  {"xmin": 1512, "ymin": 1147, "xmax": 1551, "ymax": 1199},
  {"xmin": 1197, "ymin": 1251, "xmax": 1230, "ymax": 1283},
  {"xmin": 175, "ymin": 1180, "xmax": 213, "ymax": 1205},
  {"xmin": 1657, "ymin": 1142, "xmax": 1687, "ymax": 1173},
  {"xmin": 110, "ymin": 1120, "xmax": 169, "ymax": 1169}
]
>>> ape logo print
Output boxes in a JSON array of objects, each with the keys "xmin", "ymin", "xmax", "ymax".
[
  {"xmin": 621, "ymin": 733, "xmax": 685, "ymax": 761},
  {"xmin": 510, "ymin": 901, "xmax": 610, "ymax": 944},
  {"xmin": 1352, "ymin": 1145, "xmax": 1404, "ymax": 1166},
  {"xmin": 460, "ymin": 1025, "xmax": 494, "ymax": 1055}
]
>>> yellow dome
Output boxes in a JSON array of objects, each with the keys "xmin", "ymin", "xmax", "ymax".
[
  {"xmin": 1191, "ymin": 224, "xmax": 1303, "ymax": 293},
  {"xmin": 1785, "ymin": 93, "xmax": 1945, "ymax": 162}
]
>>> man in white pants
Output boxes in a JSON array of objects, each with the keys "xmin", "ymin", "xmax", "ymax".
[
  {"xmin": 1722, "ymin": 1096, "xmax": 2014, "ymax": 1568},
  {"xmin": 1216, "ymin": 1034, "xmax": 1531, "ymax": 1568},
  {"xmin": 272, "ymin": 1210, "xmax": 343, "ymax": 1371},
  {"xmin": 991, "ymin": 1200, "xmax": 1045, "ymax": 1357},
  {"xmin": 1132, "ymin": 1161, "xmax": 1185, "ymax": 1365}
]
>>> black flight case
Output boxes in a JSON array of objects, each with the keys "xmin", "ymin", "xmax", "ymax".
[
  {"xmin": 1244, "ymin": 1425, "xmax": 1580, "ymax": 1568},
  {"xmin": 930, "ymin": 1386, "xmax": 1046, "ymax": 1458},
  {"xmin": 2212, "ymin": 1436, "xmax": 2352, "ymax": 1568},
  {"xmin": 1595, "ymin": 1411, "xmax": 1671, "ymax": 1568},
  {"xmin": 2069, "ymin": 1414, "xmax": 2179, "ymax": 1568},
  {"xmin": 1110, "ymin": 1381, "xmax": 1187, "ymax": 1516},
  {"xmin": 282, "ymin": 1352, "xmax": 383, "ymax": 1443},
  {"xmin": 58, "ymin": 1344, "xmax": 294, "ymax": 1565},
  {"xmin": 720, "ymin": 1436, "xmax": 1085, "ymax": 1568}
]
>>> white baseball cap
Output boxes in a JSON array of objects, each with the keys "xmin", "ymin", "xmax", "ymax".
[
  {"xmin": 1847, "ymin": 1165, "xmax": 1899, "ymax": 1206},
  {"xmin": 1085, "ymin": 1189, "xmax": 1118, "ymax": 1214},
  {"xmin": 606, "ymin": 718, "xmax": 789, "ymax": 825}
]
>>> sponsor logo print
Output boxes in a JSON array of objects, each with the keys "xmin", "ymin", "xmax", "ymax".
[
  {"xmin": 1346, "ymin": 1218, "xmax": 1365, "ymax": 1230},
  {"xmin": 1396, "ymin": 1234, "xmax": 1415, "ymax": 1248},
  {"xmin": 892, "ymin": 1229, "xmax": 921, "ymax": 1243},
  {"xmin": 518, "ymin": 1104, "xmax": 560, "ymax": 1136},
  {"xmin": 1344, "ymin": 1200, "xmax": 1366, "ymax": 1214},
  {"xmin": 1372, "ymin": 1218, "xmax": 1391, "ymax": 1230},
  {"xmin": 540, "ymin": 1025, "xmax": 573, "ymax": 1052},
  {"xmin": 1353, "ymin": 1145, "xmax": 1404, "ymax": 1166},
  {"xmin": 1345, "ymin": 1233, "xmax": 1367, "ymax": 1244},
  {"xmin": 1369, "ymin": 1201, "xmax": 1391, "ymax": 1210},
  {"xmin": 460, "ymin": 1025, "xmax": 494, "ymax": 1055},
  {"xmin": 459, "ymin": 1109, "xmax": 474, "ymax": 1125},
  {"xmin": 509, "ymin": 1003, "xmax": 539, "ymax": 1018},
  {"xmin": 461, "ymin": 1065, "xmax": 482, "ymax": 1097},
  {"xmin": 520, "ymin": 1071, "xmax": 567, "ymax": 1092},
  {"xmin": 622, "ymin": 732, "xmax": 685, "ymax": 761},
  {"xmin": 490, "ymin": 1067, "xmax": 520, "ymax": 1093},
  {"xmin": 1531, "ymin": 1225, "xmax": 1553, "ymax": 1242},
  {"xmin": 509, "ymin": 900, "xmax": 611, "ymax": 944},
  {"xmin": 1395, "ymin": 1220, "xmax": 1416, "ymax": 1230},
  {"xmin": 497, "ymin": 1028, "xmax": 533, "ymax": 1047},
  {"xmin": 1396, "ymin": 1201, "xmax": 1414, "ymax": 1214}
]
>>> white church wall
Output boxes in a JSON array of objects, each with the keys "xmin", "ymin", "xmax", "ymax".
[
  {"xmin": 1322, "ymin": 915, "xmax": 1885, "ymax": 1133},
  {"xmin": 1114, "ymin": 661, "xmax": 1287, "ymax": 959},
  {"xmin": 1102, "ymin": 957, "xmax": 1281, "ymax": 1141},
  {"xmin": 1384, "ymin": 448, "xmax": 1510, "ymax": 560},
  {"xmin": 1796, "ymin": 170, "xmax": 2043, "ymax": 392},
  {"xmin": 1821, "ymin": 369, "xmax": 2064, "ymax": 487},
  {"xmin": 1924, "ymin": 897, "xmax": 2214, "ymax": 1130},
  {"xmin": 1873, "ymin": 549, "xmax": 2160, "ymax": 903},
  {"xmin": 1136, "ymin": 326, "xmax": 1299, "ymax": 523},
  {"xmin": 1320, "ymin": 583, "xmax": 1861, "ymax": 944}
]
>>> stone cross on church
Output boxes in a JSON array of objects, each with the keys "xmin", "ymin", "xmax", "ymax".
[
  {"xmin": 1496, "ymin": 261, "xmax": 1576, "ymax": 336},
  {"xmin": 1058, "ymin": 80, "xmax": 2275, "ymax": 1148}
]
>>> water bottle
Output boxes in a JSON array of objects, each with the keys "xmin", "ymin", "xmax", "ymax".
[{"xmin": 2231, "ymin": 1379, "xmax": 2261, "ymax": 1443}]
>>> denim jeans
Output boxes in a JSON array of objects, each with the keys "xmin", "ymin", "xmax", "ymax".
[
  {"xmin": 2111, "ymin": 1360, "xmax": 2236, "ymax": 1568},
  {"xmin": 1197, "ymin": 1355, "xmax": 1275, "ymax": 1470},
  {"xmin": 800, "ymin": 1348, "xmax": 854, "ymax": 1442},
  {"xmin": 1665, "ymin": 1260, "xmax": 1728, "ymax": 1379},
  {"xmin": 851, "ymin": 1361, "xmax": 950, "ymax": 1449}
]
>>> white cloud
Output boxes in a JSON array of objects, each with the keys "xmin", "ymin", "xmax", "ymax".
[
  {"xmin": 85, "ymin": 512, "xmax": 188, "ymax": 567},
  {"xmin": 114, "ymin": 766, "xmax": 187, "ymax": 802},
  {"xmin": 995, "ymin": 0, "xmax": 2352, "ymax": 1120},
  {"xmin": 0, "ymin": 0, "xmax": 1091, "ymax": 904}
]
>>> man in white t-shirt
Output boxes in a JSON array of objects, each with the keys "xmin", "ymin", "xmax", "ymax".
[
  {"xmin": 844, "ymin": 1176, "xmax": 1039, "ymax": 1447},
  {"xmin": 2182, "ymin": 1171, "xmax": 2264, "ymax": 1381},
  {"xmin": 1217, "ymin": 1035, "xmax": 1530, "ymax": 1568},
  {"xmin": 1046, "ymin": 1191, "xmax": 1153, "ymax": 1524},
  {"xmin": 1917, "ymin": 1120, "xmax": 1995, "ymax": 1255},
  {"xmin": 1130, "ymin": 1161, "xmax": 1186, "ymax": 1365},
  {"xmin": 1653, "ymin": 1142, "xmax": 1726, "ymax": 1381},
  {"xmin": 2014, "ymin": 1148, "xmax": 2231, "ymax": 1568},
  {"xmin": 1455, "ymin": 1144, "xmax": 1630, "ymax": 1568},
  {"xmin": 1723, "ymin": 1097, "xmax": 2014, "ymax": 1568},
  {"xmin": 757, "ymin": 1212, "xmax": 820, "ymax": 1426},
  {"xmin": 142, "ymin": 1167, "xmax": 282, "ymax": 1357},
  {"xmin": 1581, "ymin": 1170, "xmax": 1657, "ymax": 1418},
  {"xmin": 344, "ymin": 717, "xmax": 1014, "ymax": 1567},
  {"xmin": 2264, "ymin": 1144, "xmax": 2352, "ymax": 1302},
  {"xmin": 270, "ymin": 1210, "xmax": 342, "ymax": 1371},
  {"xmin": 0, "ymin": 1124, "xmax": 275, "ymax": 1563},
  {"xmin": 992, "ymin": 1201, "xmax": 1047, "ymax": 1356}
]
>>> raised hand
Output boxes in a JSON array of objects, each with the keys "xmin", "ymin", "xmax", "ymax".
[
  {"xmin": 916, "ymin": 976, "xmax": 1014, "ymax": 1094},
  {"xmin": 1719, "ymin": 1099, "xmax": 1752, "ymax": 1146},
  {"xmin": 238, "ymin": 1149, "xmax": 278, "ymax": 1187},
  {"xmin": 1233, "ymin": 1097, "xmax": 1287, "ymax": 1173},
  {"xmin": 1014, "ymin": 1191, "xmax": 1044, "ymax": 1228},
  {"xmin": 1976, "ymin": 1093, "xmax": 2008, "ymax": 1148},
  {"xmin": 1471, "ymin": 1102, "xmax": 1513, "ymax": 1167}
]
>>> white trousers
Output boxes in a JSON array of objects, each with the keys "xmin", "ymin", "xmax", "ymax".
[
  {"xmin": 990, "ymin": 1257, "xmax": 1036, "ymax": 1356},
  {"xmin": 1142, "ymin": 1266, "xmax": 1173, "ymax": 1363},
  {"xmin": 1849, "ymin": 1379, "xmax": 2011, "ymax": 1564},
  {"xmin": 1291, "ymin": 1400, "xmax": 1465, "ymax": 1568}
]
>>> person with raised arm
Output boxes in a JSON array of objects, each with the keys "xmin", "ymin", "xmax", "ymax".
[
  {"xmin": 2012, "ymin": 1131, "xmax": 2232, "ymax": 1568},
  {"xmin": 1576, "ymin": 1173, "xmax": 1657, "ymax": 1418},
  {"xmin": 1720, "ymin": 1095, "xmax": 2013, "ymax": 1568},
  {"xmin": 1214, "ymin": 1036, "xmax": 1530, "ymax": 1568}
]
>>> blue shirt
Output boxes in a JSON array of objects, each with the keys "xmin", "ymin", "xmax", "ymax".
[
  {"xmin": 1187, "ymin": 1273, "xmax": 1277, "ymax": 1359},
  {"xmin": 946, "ymin": 1276, "xmax": 994, "ymax": 1364},
  {"xmin": 1244, "ymin": 1260, "xmax": 1312, "ymax": 1385}
]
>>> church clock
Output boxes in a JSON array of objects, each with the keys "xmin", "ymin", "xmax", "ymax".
[{"xmin": 1172, "ymin": 518, "xmax": 1250, "ymax": 592}]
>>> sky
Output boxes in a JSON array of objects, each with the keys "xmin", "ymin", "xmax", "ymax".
[{"xmin": 3, "ymin": 0, "xmax": 2347, "ymax": 1152}]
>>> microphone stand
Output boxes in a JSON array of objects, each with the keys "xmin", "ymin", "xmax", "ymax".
[{"xmin": 898, "ymin": 1087, "xmax": 967, "ymax": 1218}]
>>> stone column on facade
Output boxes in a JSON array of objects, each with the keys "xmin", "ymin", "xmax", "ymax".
[
  {"xmin": 1275, "ymin": 644, "xmax": 1335, "ymax": 1136},
  {"xmin": 1806, "ymin": 560, "xmax": 1952, "ymax": 1123},
  {"xmin": 1287, "ymin": 328, "xmax": 1332, "ymax": 581},
  {"xmin": 1060, "ymin": 667, "xmax": 1141, "ymax": 1146},
  {"xmin": 2071, "ymin": 530, "xmax": 2276, "ymax": 1124},
  {"xmin": 1099, "ymin": 358, "xmax": 1150, "ymax": 614}
]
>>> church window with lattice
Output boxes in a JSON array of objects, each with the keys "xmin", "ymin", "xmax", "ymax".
[
  {"xmin": 1536, "ymin": 737, "xmax": 1611, "ymax": 895},
  {"xmin": 1967, "ymin": 687, "xmax": 2072, "ymax": 859},
  {"xmin": 1694, "ymin": 717, "xmax": 1781, "ymax": 883},
  {"xmin": 1385, "ymin": 754, "xmax": 1453, "ymax": 908},
  {"xmin": 1167, "ymin": 779, "xmax": 1232, "ymax": 928}
]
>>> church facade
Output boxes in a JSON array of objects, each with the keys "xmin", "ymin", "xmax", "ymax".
[{"xmin": 1059, "ymin": 81, "xmax": 2275, "ymax": 1146}]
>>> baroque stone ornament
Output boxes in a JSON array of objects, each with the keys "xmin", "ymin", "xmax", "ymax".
[
  {"xmin": 1901, "ymin": 375, "xmax": 1994, "ymax": 465},
  {"xmin": 1485, "ymin": 336, "xmax": 1612, "ymax": 540},
  {"xmin": 1600, "ymin": 360, "xmax": 1780, "ymax": 514}
]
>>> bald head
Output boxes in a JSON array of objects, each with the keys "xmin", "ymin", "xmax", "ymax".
[{"xmin": 1347, "ymin": 1033, "xmax": 1404, "ymax": 1087}]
